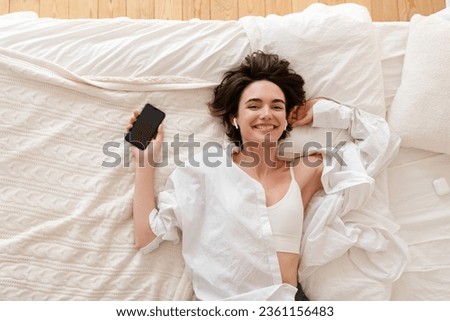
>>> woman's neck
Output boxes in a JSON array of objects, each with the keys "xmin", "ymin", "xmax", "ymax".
[{"xmin": 234, "ymin": 141, "xmax": 282, "ymax": 179}]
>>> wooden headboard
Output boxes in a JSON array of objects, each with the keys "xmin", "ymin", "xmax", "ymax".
[{"xmin": 0, "ymin": 0, "xmax": 446, "ymax": 22}]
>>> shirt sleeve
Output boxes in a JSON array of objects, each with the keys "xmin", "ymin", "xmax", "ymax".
[
  {"xmin": 311, "ymin": 99, "xmax": 401, "ymax": 213},
  {"xmin": 139, "ymin": 163, "xmax": 206, "ymax": 254},
  {"xmin": 140, "ymin": 171, "xmax": 183, "ymax": 254}
]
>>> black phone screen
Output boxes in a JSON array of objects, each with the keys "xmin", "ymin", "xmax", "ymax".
[{"xmin": 125, "ymin": 104, "xmax": 166, "ymax": 150}]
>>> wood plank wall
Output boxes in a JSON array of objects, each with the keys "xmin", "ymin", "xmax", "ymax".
[{"xmin": 0, "ymin": 0, "xmax": 446, "ymax": 21}]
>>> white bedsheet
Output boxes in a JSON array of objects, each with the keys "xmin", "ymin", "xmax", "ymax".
[
  {"xmin": 388, "ymin": 148, "xmax": 450, "ymax": 300},
  {"xmin": 375, "ymin": 21, "xmax": 450, "ymax": 300}
]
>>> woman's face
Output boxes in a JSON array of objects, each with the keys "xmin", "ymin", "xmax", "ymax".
[{"xmin": 235, "ymin": 80, "xmax": 287, "ymax": 144}]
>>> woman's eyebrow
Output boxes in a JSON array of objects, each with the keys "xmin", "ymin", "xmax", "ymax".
[{"xmin": 245, "ymin": 98, "xmax": 286, "ymax": 104}]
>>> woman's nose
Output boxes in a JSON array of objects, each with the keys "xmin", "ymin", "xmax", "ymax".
[{"xmin": 259, "ymin": 105, "xmax": 273, "ymax": 119}]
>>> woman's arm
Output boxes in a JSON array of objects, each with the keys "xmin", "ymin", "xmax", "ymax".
[
  {"xmin": 133, "ymin": 163, "xmax": 158, "ymax": 248},
  {"xmin": 293, "ymin": 154, "xmax": 323, "ymax": 212},
  {"xmin": 126, "ymin": 111, "xmax": 164, "ymax": 249},
  {"xmin": 289, "ymin": 99, "xmax": 324, "ymax": 210},
  {"xmin": 289, "ymin": 97, "xmax": 401, "ymax": 212}
]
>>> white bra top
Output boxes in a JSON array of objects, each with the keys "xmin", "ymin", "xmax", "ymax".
[{"xmin": 267, "ymin": 166, "xmax": 304, "ymax": 254}]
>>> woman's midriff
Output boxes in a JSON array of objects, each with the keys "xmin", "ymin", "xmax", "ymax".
[{"xmin": 277, "ymin": 252, "xmax": 300, "ymax": 286}]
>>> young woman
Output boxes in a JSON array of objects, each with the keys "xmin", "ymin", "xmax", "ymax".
[{"xmin": 127, "ymin": 52, "xmax": 323, "ymax": 300}]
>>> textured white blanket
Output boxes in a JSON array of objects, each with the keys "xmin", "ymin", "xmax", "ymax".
[{"xmin": 0, "ymin": 48, "xmax": 225, "ymax": 300}]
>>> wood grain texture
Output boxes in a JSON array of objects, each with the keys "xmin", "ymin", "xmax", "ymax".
[
  {"xmin": 398, "ymin": 0, "xmax": 445, "ymax": 20},
  {"xmin": 126, "ymin": 0, "xmax": 155, "ymax": 19},
  {"xmin": 2, "ymin": 0, "xmax": 447, "ymax": 21},
  {"xmin": 155, "ymin": 0, "xmax": 183, "ymax": 19},
  {"xmin": 182, "ymin": 0, "xmax": 210, "ymax": 20},
  {"xmin": 292, "ymin": 0, "xmax": 318, "ymax": 11},
  {"xmin": 10, "ymin": 0, "xmax": 40, "ymax": 15},
  {"xmin": 239, "ymin": 0, "xmax": 265, "ymax": 17},
  {"xmin": 211, "ymin": 0, "xmax": 238, "ymax": 19},
  {"xmin": 266, "ymin": 0, "xmax": 292, "ymax": 16},
  {"xmin": 99, "ymin": 0, "xmax": 127, "ymax": 18},
  {"xmin": 68, "ymin": 0, "xmax": 98, "ymax": 18},
  {"xmin": 0, "ymin": 0, "xmax": 10, "ymax": 15},
  {"xmin": 371, "ymin": 0, "xmax": 400, "ymax": 21},
  {"xmin": 40, "ymin": 0, "xmax": 69, "ymax": 18}
]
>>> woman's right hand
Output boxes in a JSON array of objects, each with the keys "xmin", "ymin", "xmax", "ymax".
[{"xmin": 126, "ymin": 110, "xmax": 164, "ymax": 167}]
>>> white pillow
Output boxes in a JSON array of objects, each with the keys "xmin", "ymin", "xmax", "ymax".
[
  {"xmin": 278, "ymin": 126, "xmax": 351, "ymax": 158},
  {"xmin": 373, "ymin": 21, "xmax": 409, "ymax": 112},
  {"xmin": 387, "ymin": 15, "xmax": 450, "ymax": 155},
  {"xmin": 239, "ymin": 3, "xmax": 386, "ymax": 117}
]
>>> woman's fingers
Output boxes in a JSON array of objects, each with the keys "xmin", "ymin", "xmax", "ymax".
[
  {"xmin": 288, "ymin": 105, "xmax": 300, "ymax": 126},
  {"xmin": 126, "ymin": 110, "xmax": 140, "ymax": 132}
]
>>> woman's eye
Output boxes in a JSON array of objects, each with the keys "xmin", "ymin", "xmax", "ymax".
[
  {"xmin": 273, "ymin": 106, "xmax": 284, "ymax": 110},
  {"xmin": 248, "ymin": 105, "xmax": 258, "ymax": 109}
]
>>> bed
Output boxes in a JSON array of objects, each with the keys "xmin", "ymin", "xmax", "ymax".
[{"xmin": 1, "ymin": 3, "xmax": 449, "ymax": 301}]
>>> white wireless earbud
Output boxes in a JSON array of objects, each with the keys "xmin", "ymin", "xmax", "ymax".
[{"xmin": 233, "ymin": 118, "xmax": 239, "ymax": 129}]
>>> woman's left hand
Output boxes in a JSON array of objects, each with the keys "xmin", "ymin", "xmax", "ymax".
[{"xmin": 288, "ymin": 98, "xmax": 321, "ymax": 127}]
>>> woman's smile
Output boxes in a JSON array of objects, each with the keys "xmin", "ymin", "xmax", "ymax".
[{"xmin": 252, "ymin": 123, "xmax": 277, "ymax": 132}]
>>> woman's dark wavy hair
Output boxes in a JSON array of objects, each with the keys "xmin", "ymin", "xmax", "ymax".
[{"xmin": 208, "ymin": 51, "xmax": 306, "ymax": 144}]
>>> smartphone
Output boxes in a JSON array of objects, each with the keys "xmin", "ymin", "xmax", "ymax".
[{"xmin": 125, "ymin": 103, "xmax": 166, "ymax": 150}]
